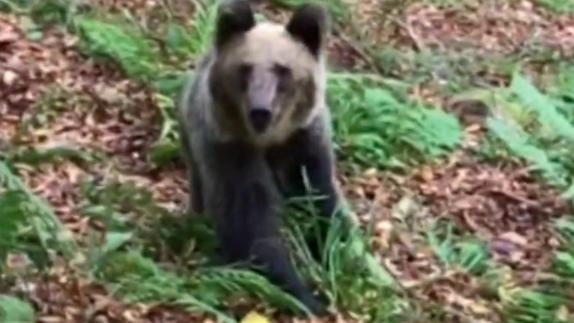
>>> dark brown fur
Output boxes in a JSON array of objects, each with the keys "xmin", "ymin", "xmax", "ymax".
[{"xmin": 177, "ymin": 0, "xmax": 341, "ymax": 315}]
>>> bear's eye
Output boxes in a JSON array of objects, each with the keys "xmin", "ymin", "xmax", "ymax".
[
  {"xmin": 273, "ymin": 64, "xmax": 291, "ymax": 93},
  {"xmin": 237, "ymin": 63, "xmax": 252, "ymax": 91},
  {"xmin": 273, "ymin": 64, "xmax": 291, "ymax": 78}
]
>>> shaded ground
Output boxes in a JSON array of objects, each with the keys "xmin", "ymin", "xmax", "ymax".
[{"xmin": 2, "ymin": 0, "xmax": 574, "ymax": 322}]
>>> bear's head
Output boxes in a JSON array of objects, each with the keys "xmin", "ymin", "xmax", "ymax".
[{"xmin": 208, "ymin": 0, "xmax": 329, "ymax": 142}]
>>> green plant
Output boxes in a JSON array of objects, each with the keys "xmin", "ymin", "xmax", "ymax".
[
  {"xmin": 475, "ymin": 73, "xmax": 574, "ymax": 199},
  {"xmin": 0, "ymin": 190, "xmax": 51, "ymax": 269},
  {"xmin": 0, "ymin": 161, "xmax": 78, "ymax": 263},
  {"xmin": 426, "ymin": 220, "xmax": 490, "ymax": 275},
  {"xmin": 554, "ymin": 216, "xmax": 574, "ymax": 279},
  {"xmin": 328, "ymin": 74, "xmax": 461, "ymax": 171},
  {"xmin": 76, "ymin": 18, "xmax": 161, "ymax": 81},
  {"xmin": 0, "ymin": 295, "xmax": 36, "ymax": 323},
  {"xmin": 534, "ymin": 0, "xmax": 574, "ymax": 13},
  {"xmin": 280, "ymin": 195, "xmax": 408, "ymax": 322},
  {"xmin": 94, "ymin": 250, "xmax": 309, "ymax": 321},
  {"xmin": 503, "ymin": 288, "xmax": 570, "ymax": 323}
]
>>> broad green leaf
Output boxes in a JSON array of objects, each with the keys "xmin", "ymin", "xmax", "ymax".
[
  {"xmin": 0, "ymin": 295, "xmax": 35, "ymax": 323},
  {"xmin": 511, "ymin": 73, "xmax": 574, "ymax": 143}
]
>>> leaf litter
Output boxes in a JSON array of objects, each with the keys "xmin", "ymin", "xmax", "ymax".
[
  {"xmin": 342, "ymin": 145, "xmax": 572, "ymax": 321},
  {"xmin": 350, "ymin": 0, "xmax": 574, "ymax": 57},
  {"xmin": 2, "ymin": 1, "xmax": 574, "ymax": 322}
]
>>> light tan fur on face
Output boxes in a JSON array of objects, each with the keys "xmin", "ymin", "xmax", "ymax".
[{"xmin": 216, "ymin": 22, "xmax": 327, "ymax": 147}]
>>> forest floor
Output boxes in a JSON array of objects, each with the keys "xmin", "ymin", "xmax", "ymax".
[{"xmin": 1, "ymin": 0, "xmax": 574, "ymax": 322}]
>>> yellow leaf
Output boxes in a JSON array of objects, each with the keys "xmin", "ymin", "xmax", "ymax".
[{"xmin": 240, "ymin": 311, "xmax": 271, "ymax": 323}]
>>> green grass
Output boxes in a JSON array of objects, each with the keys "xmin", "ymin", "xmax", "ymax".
[
  {"xmin": 534, "ymin": 0, "xmax": 574, "ymax": 13},
  {"xmin": 554, "ymin": 216, "xmax": 574, "ymax": 282},
  {"xmin": 0, "ymin": 295, "xmax": 36, "ymax": 323},
  {"xmin": 503, "ymin": 287, "xmax": 571, "ymax": 323},
  {"xmin": 472, "ymin": 71, "xmax": 574, "ymax": 322},
  {"xmin": 3, "ymin": 0, "xmax": 574, "ymax": 322},
  {"xmin": 329, "ymin": 74, "xmax": 461, "ymax": 172},
  {"xmin": 472, "ymin": 72, "xmax": 574, "ymax": 198},
  {"xmin": 426, "ymin": 220, "xmax": 490, "ymax": 275},
  {"xmin": 0, "ymin": 161, "xmax": 78, "ymax": 265},
  {"xmin": 78, "ymin": 177, "xmax": 406, "ymax": 320}
]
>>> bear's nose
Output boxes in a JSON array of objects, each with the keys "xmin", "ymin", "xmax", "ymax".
[{"xmin": 249, "ymin": 108, "xmax": 272, "ymax": 133}]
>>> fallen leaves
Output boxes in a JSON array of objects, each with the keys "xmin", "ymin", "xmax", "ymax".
[
  {"xmin": 400, "ymin": 1, "xmax": 574, "ymax": 57},
  {"xmin": 0, "ymin": 15, "xmax": 161, "ymax": 172},
  {"xmin": 3, "ymin": 0, "xmax": 574, "ymax": 321},
  {"xmin": 342, "ymin": 149, "xmax": 572, "ymax": 322},
  {"xmin": 411, "ymin": 158, "xmax": 570, "ymax": 270},
  {"xmin": 8, "ymin": 267, "xmax": 207, "ymax": 323}
]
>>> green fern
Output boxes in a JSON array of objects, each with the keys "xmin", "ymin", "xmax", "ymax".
[
  {"xmin": 0, "ymin": 161, "xmax": 78, "ymax": 261},
  {"xmin": 484, "ymin": 73, "xmax": 574, "ymax": 200},
  {"xmin": 534, "ymin": 0, "xmax": 574, "ymax": 13},
  {"xmin": 503, "ymin": 288, "xmax": 570, "ymax": 323},
  {"xmin": 486, "ymin": 117, "xmax": 568, "ymax": 187},
  {"xmin": 554, "ymin": 216, "xmax": 574, "ymax": 279},
  {"xmin": 511, "ymin": 73, "xmax": 574, "ymax": 143},
  {"xmin": 0, "ymin": 295, "xmax": 35, "ymax": 323},
  {"xmin": 426, "ymin": 220, "xmax": 490, "ymax": 275},
  {"xmin": 95, "ymin": 250, "xmax": 306, "ymax": 320},
  {"xmin": 75, "ymin": 18, "xmax": 160, "ymax": 80},
  {"xmin": 329, "ymin": 74, "xmax": 461, "ymax": 170}
]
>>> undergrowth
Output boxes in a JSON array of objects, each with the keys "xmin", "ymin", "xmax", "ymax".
[
  {"xmin": 2, "ymin": 0, "xmax": 574, "ymax": 322},
  {"xmin": 329, "ymin": 74, "xmax": 461, "ymax": 172},
  {"xmin": 471, "ymin": 71, "xmax": 574, "ymax": 322},
  {"xmin": 534, "ymin": 0, "xmax": 574, "ymax": 13},
  {"xmin": 468, "ymin": 72, "xmax": 574, "ymax": 199}
]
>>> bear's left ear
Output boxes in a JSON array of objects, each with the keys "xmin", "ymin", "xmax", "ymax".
[
  {"xmin": 286, "ymin": 4, "xmax": 329, "ymax": 58},
  {"xmin": 215, "ymin": 0, "xmax": 256, "ymax": 49}
]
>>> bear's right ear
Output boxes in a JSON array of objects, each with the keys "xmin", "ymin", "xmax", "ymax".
[
  {"xmin": 215, "ymin": 0, "xmax": 255, "ymax": 49},
  {"xmin": 286, "ymin": 4, "xmax": 329, "ymax": 58}
]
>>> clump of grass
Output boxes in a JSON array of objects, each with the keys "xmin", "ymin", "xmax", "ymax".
[
  {"xmin": 80, "ymin": 179, "xmax": 313, "ymax": 317},
  {"xmin": 75, "ymin": 17, "xmax": 161, "ymax": 81},
  {"xmin": 79, "ymin": 174, "xmax": 409, "ymax": 319},
  {"xmin": 471, "ymin": 72, "xmax": 574, "ymax": 199},
  {"xmin": 0, "ymin": 295, "xmax": 36, "ymax": 323},
  {"xmin": 553, "ymin": 216, "xmax": 574, "ymax": 279},
  {"xmin": 80, "ymin": 178, "xmax": 204, "ymax": 257},
  {"xmin": 534, "ymin": 0, "xmax": 574, "ymax": 13},
  {"xmin": 0, "ymin": 161, "xmax": 78, "ymax": 266},
  {"xmin": 426, "ymin": 219, "xmax": 490, "ymax": 275},
  {"xmin": 93, "ymin": 250, "xmax": 309, "ymax": 321},
  {"xmin": 551, "ymin": 64, "xmax": 574, "ymax": 122},
  {"xmin": 502, "ymin": 288, "xmax": 571, "ymax": 323},
  {"xmin": 281, "ymin": 196, "xmax": 409, "ymax": 321},
  {"xmin": 328, "ymin": 73, "xmax": 461, "ymax": 172}
]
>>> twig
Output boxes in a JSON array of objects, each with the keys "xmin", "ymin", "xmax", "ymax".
[
  {"xmin": 483, "ymin": 188, "xmax": 539, "ymax": 207},
  {"xmin": 392, "ymin": 17, "xmax": 425, "ymax": 52},
  {"xmin": 331, "ymin": 25, "xmax": 383, "ymax": 74},
  {"xmin": 401, "ymin": 270, "xmax": 460, "ymax": 290}
]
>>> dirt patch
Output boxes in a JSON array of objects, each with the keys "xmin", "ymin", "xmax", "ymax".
[{"xmin": 402, "ymin": 1, "xmax": 574, "ymax": 56}]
